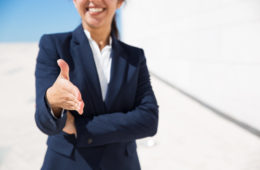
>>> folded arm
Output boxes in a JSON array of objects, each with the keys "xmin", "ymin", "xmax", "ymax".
[
  {"xmin": 77, "ymin": 52, "xmax": 159, "ymax": 147},
  {"xmin": 34, "ymin": 35, "xmax": 68, "ymax": 135}
]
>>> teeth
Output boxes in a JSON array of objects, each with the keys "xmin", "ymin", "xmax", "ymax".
[{"xmin": 88, "ymin": 8, "xmax": 103, "ymax": 12}]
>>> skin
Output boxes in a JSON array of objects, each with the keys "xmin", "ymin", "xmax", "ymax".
[
  {"xmin": 46, "ymin": 0, "xmax": 123, "ymax": 135},
  {"xmin": 73, "ymin": 0, "xmax": 123, "ymax": 50}
]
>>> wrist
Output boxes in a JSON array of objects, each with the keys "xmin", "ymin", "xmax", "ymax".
[{"xmin": 46, "ymin": 87, "xmax": 62, "ymax": 117}]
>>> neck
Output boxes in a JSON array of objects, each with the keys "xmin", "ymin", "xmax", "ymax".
[{"xmin": 82, "ymin": 23, "xmax": 111, "ymax": 50}]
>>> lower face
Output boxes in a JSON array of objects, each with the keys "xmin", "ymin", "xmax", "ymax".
[{"xmin": 74, "ymin": 0, "xmax": 121, "ymax": 30}]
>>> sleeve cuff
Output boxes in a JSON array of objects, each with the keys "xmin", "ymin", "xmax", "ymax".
[{"xmin": 45, "ymin": 95, "xmax": 65, "ymax": 119}]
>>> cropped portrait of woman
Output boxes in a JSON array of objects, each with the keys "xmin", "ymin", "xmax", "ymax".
[{"xmin": 34, "ymin": 0, "xmax": 159, "ymax": 169}]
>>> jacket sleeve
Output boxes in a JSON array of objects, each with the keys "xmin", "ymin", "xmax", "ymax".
[
  {"xmin": 77, "ymin": 50, "xmax": 159, "ymax": 146},
  {"xmin": 34, "ymin": 34, "xmax": 67, "ymax": 135}
]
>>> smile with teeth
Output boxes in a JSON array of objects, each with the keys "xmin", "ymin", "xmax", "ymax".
[{"xmin": 88, "ymin": 8, "xmax": 104, "ymax": 13}]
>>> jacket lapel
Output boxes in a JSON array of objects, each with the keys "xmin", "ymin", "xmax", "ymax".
[
  {"xmin": 71, "ymin": 25, "xmax": 106, "ymax": 114},
  {"xmin": 105, "ymin": 35, "xmax": 127, "ymax": 111},
  {"xmin": 70, "ymin": 24, "xmax": 137, "ymax": 113}
]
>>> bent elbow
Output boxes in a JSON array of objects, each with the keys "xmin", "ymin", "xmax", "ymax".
[
  {"xmin": 149, "ymin": 115, "xmax": 159, "ymax": 137},
  {"xmin": 145, "ymin": 106, "xmax": 159, "ymax": 137}
]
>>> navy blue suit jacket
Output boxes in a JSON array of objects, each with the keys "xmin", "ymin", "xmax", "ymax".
[{"xmin": 35, "ymin": 24, "xmax": 159, "ymax": 170}]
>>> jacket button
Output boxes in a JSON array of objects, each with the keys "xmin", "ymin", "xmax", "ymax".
[{"xmin": 88, "ymin": 138, "xmax": 93, "ymax": 144}]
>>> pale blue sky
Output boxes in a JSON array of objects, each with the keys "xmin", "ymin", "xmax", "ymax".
[{"xmin": 0, "ymin": 0, "xmax": 121, "ymax": 42}]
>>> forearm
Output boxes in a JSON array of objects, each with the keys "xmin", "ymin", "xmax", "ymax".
[
  {"xmin": 76, "ymin": 95, "xmax": 159, "ymax": 147},
  {"xmin": 34, "ymin": 35, "xmax": 67, "ymax": 135},
  {"xmin": 35, "ymin": 35, "xmax": 82, "ymax": 136},
  {"xmin": 35, "ymin": 90, "xmax": 68, "ymax": 135}
]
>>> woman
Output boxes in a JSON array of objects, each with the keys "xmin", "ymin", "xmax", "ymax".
[{"xmin": 35, "ymin": 0, "xmax": 159, "ymax": 169}]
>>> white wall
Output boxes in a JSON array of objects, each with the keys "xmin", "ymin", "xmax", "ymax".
[{"xmin": 121, "ymin": 0, "xmax": 260, "ymax": 130}]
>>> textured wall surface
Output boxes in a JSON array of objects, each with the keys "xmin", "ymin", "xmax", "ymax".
[{"xmin": 121, "ymin": 0, "xmax": 260, "ymax": 130}]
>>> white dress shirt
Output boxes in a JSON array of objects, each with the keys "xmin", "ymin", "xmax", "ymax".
[
  {"xmin": 84, "ymin": 29, "xmax": 112, "ymax": 101},
  {"xmin": 48, "ymin": 29, "xmax": 112, "ymax": 119}
]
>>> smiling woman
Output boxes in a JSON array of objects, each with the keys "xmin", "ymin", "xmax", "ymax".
[{"xmin": 34, "ymin": 0, "xmax": 159, "ymax": 169}]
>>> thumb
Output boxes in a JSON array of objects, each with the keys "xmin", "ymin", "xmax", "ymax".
[{"xmin": 57, "ymin": 59, "xmax": 70, "ymax": 80}]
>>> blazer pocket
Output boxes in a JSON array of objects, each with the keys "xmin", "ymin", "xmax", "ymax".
[
  {"xmin": 125, "ymin": 141, "xmax": 137, "ymax": 157},
  {"xmin": 47, "ymin": 131, "xmax": 76, "ymax": 157}
]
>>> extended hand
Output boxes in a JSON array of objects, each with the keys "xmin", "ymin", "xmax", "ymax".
[{"xmin": 46, "ymin": 59, "xmax": 84, "ymax": 117}]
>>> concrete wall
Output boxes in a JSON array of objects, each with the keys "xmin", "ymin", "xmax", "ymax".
[{"xmin": 121, "ymin": 0, "xmax": 260, "ymax": 130}]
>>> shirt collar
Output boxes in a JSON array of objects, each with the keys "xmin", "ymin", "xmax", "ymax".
[{"xmin": 84, "ymin": 29, "xmax": 112, "ymax": 47}]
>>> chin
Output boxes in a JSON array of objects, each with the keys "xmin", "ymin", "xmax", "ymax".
[
  {"xmin": 83, "ymin": 19, "xmax": 104, "ymax": 29},
  {"xmin": 87, "ymin": 23, "xmax": 103, "ymax": 29}
]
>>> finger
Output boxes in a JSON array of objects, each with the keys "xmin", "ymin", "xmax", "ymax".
[
  {"xmin": 78, "ymin": 101, "xmax": 85, "ymax": 115},
  {"xmin": 61, "ymin": 93, "xmax": 81, "ymax": 107},
  {"xmin": 57, "ymin": 59, "xmax": 70, "ymax": 80},
  {"xmin": 73, "ymin": 85, "xmax": 83, "ymax": 101},
  {"xmin": 62, "ymin": 93, "xmax": 80, "ymax": 103},
  {"xmin": 62, "ymin": 81, "xmax": 82, "ymax": 100},
  {"xmin": 77, "ymin": 89, "xmax": 82, "ymax": 101},
  {"xmin": 60, "ymin": 82, "xmax": 79, "ymax": 99},
  {"xmin": 62, "ymin": 100, "xmax": 81, "ymax": 111},
  {"xmin": 71, "ymin": 85, "xmax": 82, "ymax": 101}
]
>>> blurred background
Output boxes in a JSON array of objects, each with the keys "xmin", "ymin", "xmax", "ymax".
[{"xmin": 0, "ymin": 0, "xmax": 260, "ymax": 169}]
